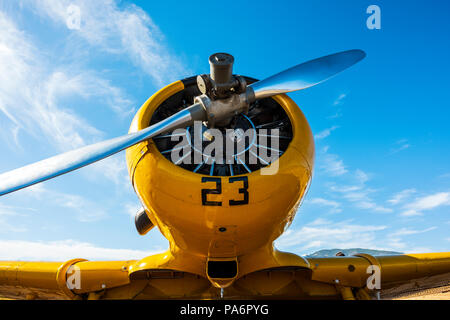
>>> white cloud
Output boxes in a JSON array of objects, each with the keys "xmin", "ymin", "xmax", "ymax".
[
  {"xmin": 0, "ymin": 203, "xmax": 33, "ymax": 232},
  {"xmin": 384, "ymin": 237, "xmax": 407, "ymax": 251},
  {"xmin": 45, "ymin": 71, "xmax": 134, "ymax": 117},
  {"xmin": 275, "ymin": 219, "xmax": 387, "ymax": 255},
  {"xmin": 412, "ymin": 192, "xmax": 450, "ymax": 209},
  {"xmin": 390, "ymin": 227, "xmax": 437, "ymax": 237},
  {"xmin": 0, "ymin": 218, "xmax": 28, "ymax": 233},
  {"xmin": 389, "ymin": 139, "xmax": 411, "ymax": 154},
  {"xmin": 319, "ymin": 146, "xmax": 347, "ymax": 176},
  {"xmin": 317, "ymin": 146, "xmax": 392, "ymax": 213},
  {"xmin": 351, "ymin": 195, "xmax": 392, "ymax": 213},
  {"xmin": 0, "ymin": 1, "xmax": 190, "ymax": 189},
  {"xmin": 326, "ymin": 94, "xmax": 346, "ymax": 118},
  {"xmin": 124, "ymin": 202, "xmax": 141, "ymax": 218},
  {"xmin": 323, "ymin": 154, "xmax": 347, "ymax": 176},
  {"xmin": 314, "ymin": 126, "xmax": 339, "ymax": 140},
  {"xmin": 306, "ymin": 198, "xmax": 341, "ymax": 213},
  {"xmin": 0, "ymin": 239, "xmax": 156, "ymax": 260},
  {"xmin": 355, "ymin": 169, "xmax": 369, "ymax": 184},
  {"xmin": 388, "ymin": 189, "xmax": 416, "ymax": 205},
  {"xmin": 333, "ymin": 93, "xmax": 346, "ymax": 106},
  {"xmin": 85, "ymin": 152, "xmax": 131, "ymax": 189},
  {"xmin": 401, "ymin": 192, "xmax": 450, "ymax": 216},
  {"xmin": 403, "ymin": 247, "xmax": 433, "ymax": 254},
  {"xmin": 0, "ymin": 12, "xmax": 105, "ymax": 150},
  {"xmin": 308, "ymin": 218, "xmax": 332, "ymax": 226},
  {"xmin": 0, "ymin": 9, "xmax": 136, "ymax": 187},
  {"xmin": 277, "ymin": 220, "xmax": 438, "ymax": 255},
  {"xmin": 385, "ymin": 227, "xmax": 437, "ymax": 252},
  {"xmin": 319, "ymin": 147, "xmax": 449, "ymax": 217},
  {"xmin": 328, "ymin": 171, "xmax": 393, "ymax": 213},
  {"xmin": 56, "ymin": 193, "xmax": 107, "ymax": 222},
  {"xmin": 0, "ymin": 203, "xmax": 36, "ymax": 216},
  {"xmin": 352, "ymin": 198, "xmax": 393, "ymax": 213},
  {"xmin": 19, "ymin": 184, "xmax": 108, "ymax": 222},
  {"xmin": 31, "ymin": 0, "xmax": 189, "ymax": 86}
]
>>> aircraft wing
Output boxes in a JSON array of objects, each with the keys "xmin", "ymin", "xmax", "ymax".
[
  {"xmin": 0, "ymin": 259, "xmax": 134, "ymax": 300},
  {"xmin": 304, "ymin": 252, "xmax": 450, "ymax": 299},
  {"xmin": 0, "ymin": 252, "xmax": 449, "ymax": 300}
]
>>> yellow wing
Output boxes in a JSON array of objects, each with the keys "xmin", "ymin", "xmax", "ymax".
[
  {"xmin": 305, "ymin": 252, "xmax": 450, "ymax": 299},
  {"xmin": 0, "ymin": 259, "xmax": 133, "ymax": 300},
  {"xmin": 1, "ymin": 252, "xmax": 449, "ymax": 300}
]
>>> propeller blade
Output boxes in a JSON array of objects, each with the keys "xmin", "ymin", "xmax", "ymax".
[
  {"xmin": 0, "ymin": 50, "xmax": 365, "ymax": 196},
  {"xmin": 0, "ymin": 104, "xmax": 205, "ymax": 196},
  {"xmin": 249, "ymin": 49, "xmax": 366, "ymax": 99}
]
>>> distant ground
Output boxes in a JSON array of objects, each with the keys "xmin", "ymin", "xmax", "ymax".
[
  {"xmin": 305, "ymin": 248, "xmax": 402, "ymax": 258},
  {"xmin": 381, "ymin": 272, "xmax": 450, "ymax": 300}
]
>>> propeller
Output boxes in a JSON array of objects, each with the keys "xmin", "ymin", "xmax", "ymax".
[
  {"xmin": 0, "ymin": 105, "xmax": 206, "ymax": 196},
  {"xmin": 249, "ymin": 49, "xmax": 366, "ymax": 99},
  {"xmin": 0, "ymin": 49, "xmax": 365, "ymax": 196}
]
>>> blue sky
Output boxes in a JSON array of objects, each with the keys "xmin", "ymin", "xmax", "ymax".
[{"xmin": 0, "ymin": 0, "xmax": 449, "ymax": 260}]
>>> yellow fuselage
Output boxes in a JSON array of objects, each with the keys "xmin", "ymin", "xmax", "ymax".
[{"xmin": 125, "ymin": 78, "xmax": 314, "ymax": 286}]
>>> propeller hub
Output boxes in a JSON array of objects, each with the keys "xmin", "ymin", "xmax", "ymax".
[
  {"xmin": 197, "ymin": 53, "xmax": 247, "ymax": 100},
  {"xmin": 209, "ymin": 53, "xmax": 234, "ymax": 84}
]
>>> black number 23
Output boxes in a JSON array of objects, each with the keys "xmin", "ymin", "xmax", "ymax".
[{"xmin": 201, "ymin": 177, "xmax": 249, "ymax": 206}]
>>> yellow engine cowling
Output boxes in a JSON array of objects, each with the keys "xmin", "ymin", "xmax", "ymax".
[{"xmin": 125, "ymin": 77, "xmax": 314, "ymax": 282}]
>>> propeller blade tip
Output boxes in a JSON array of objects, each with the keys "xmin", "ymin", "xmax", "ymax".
[{"xmin": 352, "ymin": 49, "xmax": 367, "ymax": 60}]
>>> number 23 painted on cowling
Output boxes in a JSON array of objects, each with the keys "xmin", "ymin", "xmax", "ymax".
[{"xmin": 201, "ymin": 177, "xmax": 249, "ymax": 206}]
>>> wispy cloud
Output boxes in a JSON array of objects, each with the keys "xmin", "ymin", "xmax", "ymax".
[
  {"xmin": 327, "ymin": 169, "xmax": 392, "ymax": 213},
  {"xmin": 319, "ymin": 146, "xmax": 348, "ymax": 176},
  {"xmin": 277, "ymin": 219, "xmax": 438, "ymax": 255},
  {"xmin": 316, "ymin": 144, "xmax": 393, "ymax": 213},
  {"xmin": 312, "ymin": 93, "xmax": 397, "ymax": 215},
  {"xmin": 401, "ymin": 192, "xmax": 450, "ymax": 216},
  {"xmin": 0, "ymin": 203, "xmax": 34, "ymax": 232},
  {"xmin": 275, "ymin": 218, "xmax": 387, "ymax": 254},
  {"xmin": 124, "ymin": 202, "xmax": 141, "ymax": 218},
  {"xmin": 85, "ymin": 153, "xmax": 131, "ymax": 190},
  {"xmin": 0, "ymin": 203, "xmax": 36, "ymax": 216},
  {"xmin": 314, "ymin": 125, "xmax": 339, "ymax": 140},
  {"xmin": 385, "ymin": 227, "xmax": 437, "ymax": 252},
  {"xmin": 0, "ymin": 1, "xmax": 191, "ymax": 189},
  {"xmin": 317, "ymin": 142, "xmax": 449, "ymax": 218},
  {"xmin": 355, "ymin": 169, "xmax": 369, "ymax": 184},
  {"xmin": 0, "ymin": 239, "xmax": 157, "ymax": 260},
  {"xmin": 0, "ymin": 9, "xmax": 137, "ymax": 187},
  {"xmin": 0, "ymin": 218, "xmax": 28, "ymax": 233},
  {"xmin": 306, "ymin": 198, "xmax": 342, "ymax": 213},
  {"xmin": 335, "ymin": 187, "xmax": 392, "ymax": 213},
  {"xmin": 0, "ymin": 11, "xmax": 120, "ymax": 151},
  {"xmin": 387, "ymin": 188, "xmax": 416, "ymax": 205},
  {"xmin": 333, "ymin": 93, "xmax": 346, "ymax": 106},
  {"xmin": 390, "ymin": 226, "xmax": 437, "ymax": 237},
  {"xmin": 389, "ymin": 139, "xmax": 411, "ymax": 154},
  {"xmin": 20, "ymin": 184, "xmax": 108, "ymax": 222},
  {"xmin": 31, "ymin": 0, "xmax": 190, "ymax": 86}
]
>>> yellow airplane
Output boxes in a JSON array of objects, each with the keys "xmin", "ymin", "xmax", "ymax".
[{"xmin": 0, "ymin": 50, "xmax": 449, "ymax": 300}]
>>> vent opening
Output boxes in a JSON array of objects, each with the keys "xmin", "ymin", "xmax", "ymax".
[{"xmin": 207, "ymin": 260, "xmax": 238, "ymax": 279}]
